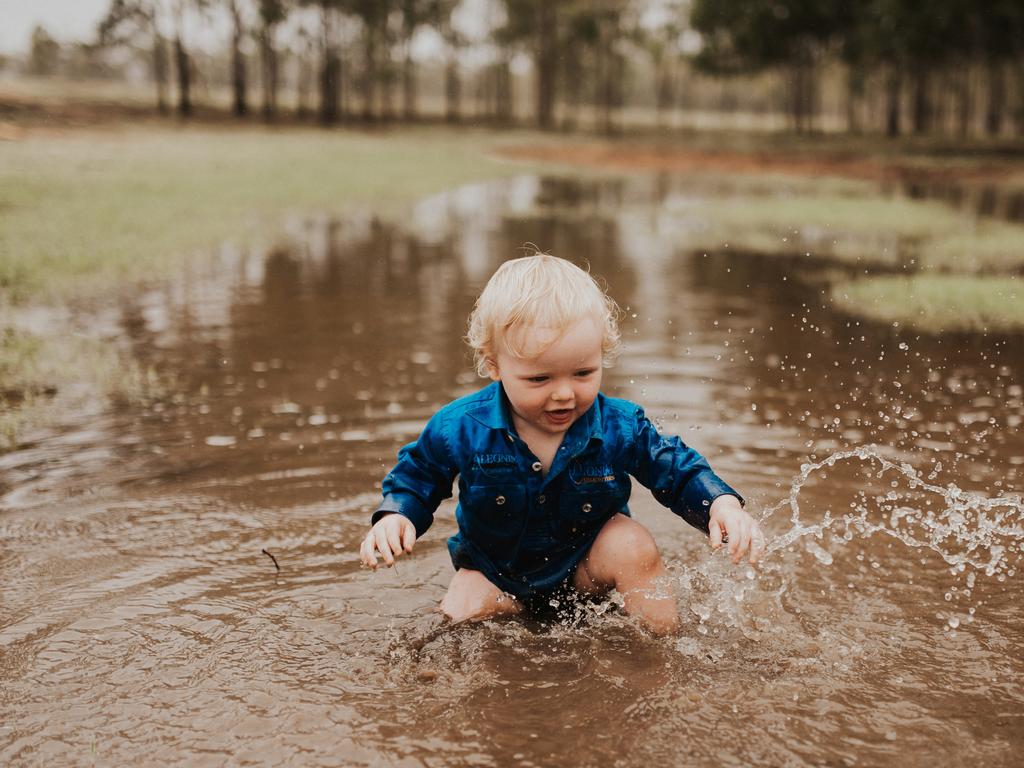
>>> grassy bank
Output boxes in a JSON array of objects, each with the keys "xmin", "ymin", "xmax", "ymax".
[
  {"xmin": 0, "ymin": 126, "xmax": 531, "ymax": 301},
  {"xmin": 831, "ymin": 275, "xmax": 1024, "ymax": 333},
  {"xmin": 0, "ymin": 125, "xmax": 533, "ymax": 446},
  {"xmin": 686, "ymin": 186, "xmax": 1024, "ymax": 273}
]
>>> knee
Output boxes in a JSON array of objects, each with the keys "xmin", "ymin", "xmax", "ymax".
[
  {"xmin": 440, "ymin": 570, "xmax": 519, "ymax": 623},
  {"xmin": 615, "ymin": 520, "xmax": 662, "ymax": 572},
  {"xmin": 592, "ymin": 517, "xmax": 663, "ymax": 582}
]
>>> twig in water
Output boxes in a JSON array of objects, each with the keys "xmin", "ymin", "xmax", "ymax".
[{"xmin": 261, "ymin": 548, "xmax": 280, "ymax": 572}]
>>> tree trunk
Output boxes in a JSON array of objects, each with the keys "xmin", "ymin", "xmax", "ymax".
[
  {"xmin": 260, "ymin": 26, "xmax": 278, "ymax": 120},
  {"xmin": 402, "ymin": 42, "xmax": 416, "ymax": 120},
  {"xmin": 911, "ymin": 67, "xmax": 930, "ymax": 134},
  {"xmin": 361, "ymin": 22, "xmax": 377, "ymax": 121},
  {"xmin": 151, "ymin": 30, "xmax": 169, "ymax": 115},
  {"xmin": 297, "ymin": 53, "xmax": 311, "ymax": 119},
  {"xmin": 445, "ymin": 56, "xmax": 461, "ymax": 123},
  {"xmin": 985, "ymin": 60, "xmax": 1005, "ymax": 137},
  {"xmin": 560, "ymin": 46, "xmax": 581, "ymax": 131},
  {"xmin": 956, "ymin": 64, "xmax": 971, "ymax": 137},
  {"xmin": 789, "ymin": 61, "xmax": 802, "ymax": 131},
  {"xmin": 885, "ymin": 67, "xmax": 902, "ymax": 137},
  {"xmin": 655, "ymin": 56, "xmax": 673, "ymax": 130},
  {"xmin": 496, "ymin": 57, "xmax": 513, "ymax": 125},
  {"xmin": 174, "ymin": 34, "xmax": 191, "ymax": 116},
  {"xmin": 845, "ymin": 64, "xmax": 864, "ymax": 133},
  {"xmin": 535, "ymin": 1, "xmax": 557, "ymax": 130},
  {"xmin": 1019, "ymin": 62, "xmax": 1024, "ymax": 137},
  {"xmin": 230, "ymin": 21, "xmax": 247, "ymax": 116},
  {"xmin": 319, "ymin": 11, "xmax": 340, "ymax": 124},
  {"xmin": 802, "ymin": 52, "xmax": 816, "ymax": 132}
]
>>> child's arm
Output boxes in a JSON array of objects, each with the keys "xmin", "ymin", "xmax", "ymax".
[
  {"xmin": 628, "ymin": 407, "xmax": 764, "ymax": 564},
  {"xmin": 360, "ymin": 411, "xmax": 457, "ymax": 570}
]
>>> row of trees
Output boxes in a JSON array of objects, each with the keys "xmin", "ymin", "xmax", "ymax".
[
  {"xmin": 18, "ymin": 0, "xmax": 1024, "ymax": 137},
  {"xmin": 692, "ymin": 0, "xmax": 1024, "ymax": 137}
]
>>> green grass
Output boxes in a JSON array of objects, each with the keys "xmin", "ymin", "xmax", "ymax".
[
  {"xmin": 830, "ymin": 275, "xmax": 1024, "ymax": 333},
  {"xmin": 688, "ymin": 191, "xmax": 1024, "ymax": 272},
  {"xmin": 0, "ymin": 126, "xmax": 532, "ymax": 301},
  {"xmin": 0, "ymin": 325, "xmax": 158, "ymax": 449}
]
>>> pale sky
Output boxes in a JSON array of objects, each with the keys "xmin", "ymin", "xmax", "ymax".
[
  {"xmin": 0, "ymin": 0, "xmax": 111, "ymax": 54},
  {"xmin": 0, "ymin": 0, "xmax": 683, "ymax": 58}
]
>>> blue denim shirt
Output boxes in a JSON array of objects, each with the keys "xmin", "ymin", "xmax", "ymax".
[{"xmin": 372, "ymin": 382, "xmax": 742, "ymax": 600}]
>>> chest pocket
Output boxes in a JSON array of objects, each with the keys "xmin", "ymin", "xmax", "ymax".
[
  {"xmin": 556, "ymin": 471, "xmax": 630, "ymax": 539},
  {"xmin": 459, "ymin": 482, "xmax": 527, "ymax": 563}
]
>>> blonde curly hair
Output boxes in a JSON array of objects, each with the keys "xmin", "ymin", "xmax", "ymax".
[{"xmin": 465, "ymin": 251, "xmax": 622, "ymax": 378}]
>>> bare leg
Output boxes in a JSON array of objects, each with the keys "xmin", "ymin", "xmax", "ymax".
[
  {"xmin": 572, "ymin": 513, "xmax": 680, "ymax": 635},
  {"xmin": 439, "ymin": 568, "xmax": 523, "ymax": 623}
]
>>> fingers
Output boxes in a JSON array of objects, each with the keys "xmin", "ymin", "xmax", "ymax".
[
  {"xmin": 373, "ymin": 525, "xmax": 395, "ymax": 567},
  {"xmin": 712, "ymin": 511, "xmax": 765, "ymax": 566},
  {"xmin": 359, "ymin": 516, "xmax": 417, "ymax": 571},
  {"xmin": 359, "ymin": 531, "xmax": 378, "ymax": 570},
  {"xmin": 385, "ymin": 523, "xmax": 403, "ymax": 562},
  {"xmin": 400, "ymin": 519, "xmax": 417, "ymax": 553},
  {"xmin": 709, "ymin": 518, "xmax": 724, "ymax": 550}
]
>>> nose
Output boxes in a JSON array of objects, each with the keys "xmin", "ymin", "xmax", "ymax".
[{"xmin": 551, "ymin": 382, "xmax": 573, "ymax": 402}]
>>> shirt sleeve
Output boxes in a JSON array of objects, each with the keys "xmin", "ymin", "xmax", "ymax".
[
  {"xmin": 627, "ymin": 406, "xmax": 743, "ymax": 534},
  {"xmin": 371, "ymin": 410, "xmax": 457, "ymax": 537}
]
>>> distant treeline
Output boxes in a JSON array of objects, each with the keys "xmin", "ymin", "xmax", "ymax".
[{"xmin": 12, "ymin": 0, "xmax": 1024, "ymax": 138}]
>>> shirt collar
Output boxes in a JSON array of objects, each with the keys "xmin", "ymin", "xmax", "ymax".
[{"xmin": 467, "ymin": 382, "xmax": 604, "ymax": 449}]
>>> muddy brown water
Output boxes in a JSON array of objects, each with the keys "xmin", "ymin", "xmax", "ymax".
[{"xmin": 2, "ymin": 174, "xmax": 1023, "ymax": 766}]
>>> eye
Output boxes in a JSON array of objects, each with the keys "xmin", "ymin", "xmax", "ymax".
[
  {"xmin": 527, "ymin": 375, "xmax": 549, "ymax": 383},
  {"xmin": 574, "ymin": 369, "xmax": 597, "ymax": 378}
]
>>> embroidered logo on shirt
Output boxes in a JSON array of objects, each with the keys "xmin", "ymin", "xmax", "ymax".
[
  {"xmin": 570, "ymin": 462, "xmax": 616, "ymax": 485},
  {"xmin": 474, "ymin": 453, "xmax": 517, "ymax": 466}
]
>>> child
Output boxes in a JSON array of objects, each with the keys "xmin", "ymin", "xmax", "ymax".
[{"xmin": 359, "ymin": 254, "xmax": 764, "ymax": 634}]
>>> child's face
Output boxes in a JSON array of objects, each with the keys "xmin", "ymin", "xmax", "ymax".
[{"xmin": 489, "ymin": 316, "xmax": 604, "ymax": 437}]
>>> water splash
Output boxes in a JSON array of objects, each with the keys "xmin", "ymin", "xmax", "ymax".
[{"xmin": 765, "ymin": 445, "xmax": 1023, "ymax": 578}]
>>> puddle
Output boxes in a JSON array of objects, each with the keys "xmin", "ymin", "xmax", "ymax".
[{"xmin": 1, "ymin": 174, "xmax": 1022, "ymax": 766}]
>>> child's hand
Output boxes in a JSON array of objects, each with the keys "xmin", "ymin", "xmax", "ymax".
[
  {"xmin": 709, "ymin": 495, "xmax": 765, "ymax": 565},
  {"xmin": 360, "ymin": 513, "xmax": 417, "ymax": 570}
]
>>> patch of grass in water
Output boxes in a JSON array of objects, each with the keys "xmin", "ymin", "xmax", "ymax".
[
  {"xmin": 689, "ymin": 191, "xmax": 1024, "ymax": 273},
  {"xmin": 0, "ymin": 324, "xmax": 161, "ymax": 449},
  {"xmin": 830, "ymin": 275, "xmax": 1024, "ymax": 333}
]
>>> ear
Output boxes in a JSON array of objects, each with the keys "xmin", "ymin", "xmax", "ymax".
[{"xmin": 485, "ymin": 356, "xmax": 500, "ymax": 381}]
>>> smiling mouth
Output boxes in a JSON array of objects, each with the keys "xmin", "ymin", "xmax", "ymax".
[{"xmin": 545, "ymin": 408, "xmax": 574, "ymax": 422}]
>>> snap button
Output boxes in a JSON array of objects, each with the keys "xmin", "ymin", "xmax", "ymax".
[
  {"xmin": 495, "ymin": 495, "xmax": 506, "ymax": 505},
  {"xmin": 531, "ymin": 461, "xmax": 542, "ymax": 472},
  {"xmin": 582, "ymin": 503, "xmax": 593, "ymax": 513},
  {"xmin": 538, "ymin": 495, "xmax": 546, "ymax": 504}
]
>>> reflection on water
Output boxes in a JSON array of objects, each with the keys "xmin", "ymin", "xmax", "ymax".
[{"xmin": 2, "ymin": 174, "xmax": 1023, "ymax": 766}]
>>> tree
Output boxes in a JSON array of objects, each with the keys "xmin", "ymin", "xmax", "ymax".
[
  {"xmin": 301, "ymin": 0, "xmax": 346, "ymax": 123},
  {"xmin": 169, "ymin": 0, "xmax": 200, "ymax": 116},
  {"xmin": 27, "ymin": 25, "xmax": 61, "ymax": 76},
  {"xmin": 257, "ymin": 0, "xmax": 288, "ymax": 119},
  {"xmin": 973, "ymin": 0, "xmax": 1024, "ymax": 136},
  {"xmin": 347, "ymin": 0, "xmax": 395, "ymax": 121},
  {"xmin": 98, "ymin": 1, "xmax": 171, "ymax": 113},
  {"xmin": 397, "ymin": 0, "xmax": 437, "ymax": 119},
  {"xmin": 226, "ymin": 0, "xmax": 250, "ymax": 116},
  {"xmin": 691, "ymin": 0, "xmax": 849, "ymax": 132},
  {"xmin": 496, "ymin": 0, "xmax": 558, "ymax": 130}
]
